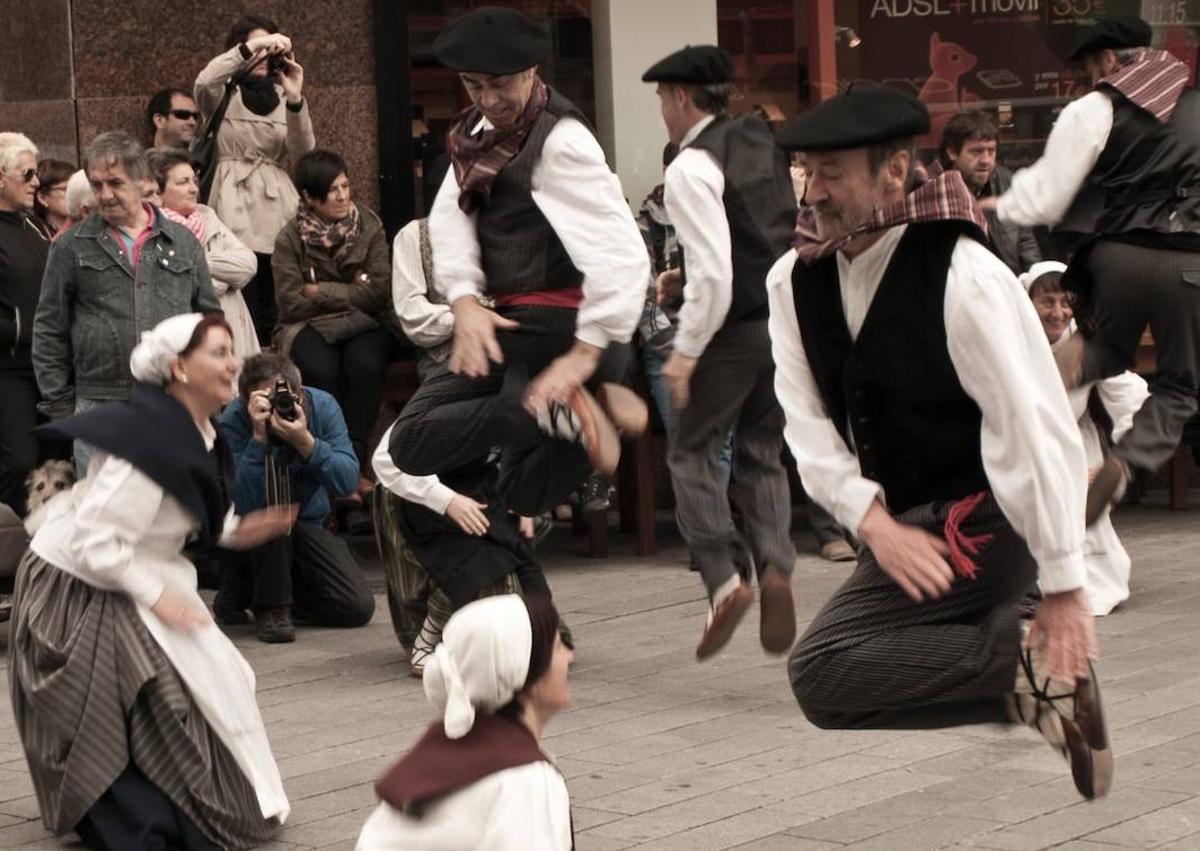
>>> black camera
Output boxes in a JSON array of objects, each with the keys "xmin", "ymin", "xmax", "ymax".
[
  {"xmin": 269, "ymin": 378, "xmax": 298, "ymax": 421},
  {"xmin": 267, "ymin": 53, "xmax": 289, "ymax": 76}
]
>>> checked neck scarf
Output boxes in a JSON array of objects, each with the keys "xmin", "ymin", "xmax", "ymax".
[
  {"xmin": 447, "ymin": 76, "xmax": 550, "ymax": 214},
  {"xmin": 1098, "ymin": 48, "xmax": 1191, "ymax": 123},
  {"xmin": 794, "ymin": 167, "xmax": 988, "ymax": 265},
  {"xmin": 160, "ymin": 206, "xmax": 208, "ymax": 245},
  {"xmin": 297, "ymin": 202, "xmax": 362, "ymax": 270}
]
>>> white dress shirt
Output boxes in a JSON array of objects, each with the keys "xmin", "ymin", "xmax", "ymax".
[
  {"xmin": 428, "ymin": 116, "xmax": 647, "ymax": 349},
  {"xmin": 996, "ymin": 91, "xmax": 1114, "ymax": 227},
  {"xmin": 663, "ymin": 114, "xmax": 734, "ymax": 358},
  {"xmin": 767, "ymin": 233, "xmax": 1089, "ymax": 593},
  {"xmin": 372, "ymin": 424, "xmax": 456, "ymax": 515},
  {"xmin": 391, "ymin": 219, "xmax": 454, "ymax": 350}
]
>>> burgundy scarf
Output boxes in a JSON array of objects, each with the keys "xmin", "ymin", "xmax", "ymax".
[
  {"xmin": 794, "ymin": 168, "xmax": 988, "ymax": 265},
  {"xmin": 1099, "ymin": 48, "xmax": 1191, "ymax": 123},
  {"xmin": 447, "ymin": 76, "xmax": 550, "ymax": 214},
  {"xmin": 296, "ymin": 202, "xmax": 362, "ymax": 270}
]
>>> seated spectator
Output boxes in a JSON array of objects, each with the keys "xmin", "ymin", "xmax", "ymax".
[
  {"xmin": 1022, "ymin": 262, "xmax": 1148, "ymax": 616},
  {"xmin": 0, "ymin": 132, "xmax": 51, "ymax": 514},
  {"xmin": 148, "ymin": 147, "xmax": 260, "ymax": 359},
  {"xmin": 274, "ymin": 148, "xmax": 400, "ymax": 504},
  {"xmin": 356, "ymin": 594, "xmax": 574, "ymax": 850},
  {"xmin": 31, "ymin": 158, "xmax": 75, "ymax": 239},
  {"xmin": 63, "ymin": 168, "xmax": 95, "ymax": 232},
  {"xmin": 146, "ymin": 87, "xmax": 201, "ymax": 150},
  {"xmin": 217, "ymin": 352, "xmax": 375, "ymax": 643},
  {"xmin": 939, "ymin": 110, "xmax": 1041, "ymax": 275},
  {"xmin": 32, "ymin": 131, "xmax": 220, "ymax": 474}
]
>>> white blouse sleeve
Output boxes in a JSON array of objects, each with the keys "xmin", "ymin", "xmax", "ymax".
[
  {"xmin": 1095, "ymin": 371, "xmax": 1150, "ymax": 443},
  {"xmin": 532, "ymin": 118, "xmax": 649, "ymax": 348},
  {"xmin": 429, "ymin": 169, "xmax": 485, "ymax": 306},
  {"xmin": 766, "ymin": 251, "xmax": 885, "ymax": 535},
  {"xmin": 67, "ymin": 456, "xmax": 167, "ymax": 608},
  {"xmin": 392, "ymin": 221, "xmax": 455, "ymax": 349},
  {"xmin": 944, "ymin": 237, "xmax": 1088, "ymax": 593},
  {"xmin": 372, "ymin": 425, "xmax": 456, "ymax": 515}
]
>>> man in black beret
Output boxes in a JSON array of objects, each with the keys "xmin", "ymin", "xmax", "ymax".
[
  {"xmin": 983, "ymin": 17, "xmax": 1200, "ymax": 526},
  {"xmin": 768, "ymin": 85, "xmax": 1111, "ymax": 800},
  {"xmin": 388, "ymin": 7, "xmax": 649, "ymax": 522},
  {"xmin": 642, "ymin": 44, "xmax": 800, "ymax": 661}
]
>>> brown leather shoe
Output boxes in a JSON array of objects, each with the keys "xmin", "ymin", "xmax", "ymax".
[
  {"xmin": 596, "ymin": 382, "xmax": 649, "ymax": 437},
  {"xmin": 819, "ymin": 539, "xmax": 856, "ymax": 562},
  {"xmin": 1053, "ymin": 333, "xmax": 1085, "ymax": 389},
  {"xmin": 696, "ymin": 582, "xmax": 752, "ymax": 661},
  {"xmin": 1085, "ymin": 456, "xmax": 1127, "ymax": 527},
  {"xmin": 759, "ymin": 570, "xmax": 797, "ymax": 655},
  {"xmin": 566, "ymin": 388, "xmax": 621, "ymax": 476}
]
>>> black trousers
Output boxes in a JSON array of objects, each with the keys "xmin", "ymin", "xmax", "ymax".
[
  {"xmin": 244, "ymin": 252, "xmax": 277, "ymax": 347},
  {"xmin": 0, "ymin": 371, "xmax": 46, "ymax": 514},
  {"xmin": 290, "ymin": 326, "xmax": 395, "ymax": 473},
  {"xmin": 1081, "ymin": 239, "xmax": 1200, "ymax": 473},
  {"xmin": 222, "ymin": 522, "xmax": 374, "ymax": 626},
  {"xmin": 75, "ymin": 766, "xmax": 218, "ymax": 851},
  {"xmin": 789, "ymin": 497, "xmax": 1034, "ymax": 730},
  {"xmin": 390, "ymin": 306, "xmax": 626, "ymax": 516}
]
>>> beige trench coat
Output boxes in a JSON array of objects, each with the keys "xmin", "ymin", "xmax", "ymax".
[
  {"xmin": 194, "ymin": 46, "xmax": 316, "ymax": 254},
  {"xmin": 198, "ymin": 204, "xmax": 260, "ymax": 359}
]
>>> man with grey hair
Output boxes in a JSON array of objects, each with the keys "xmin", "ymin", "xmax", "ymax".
[
  {"xmin": 33, "ymin": 130, "xmax": 219, "ymax": 472},
  {"xmin": 642, "ymin": 45, "xmax": 800, "ymax": 661}
]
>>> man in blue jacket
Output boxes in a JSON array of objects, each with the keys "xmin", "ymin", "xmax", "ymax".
[{"xmin": 218, "ymin": 352, "xmax": 375, "ymax": 642}]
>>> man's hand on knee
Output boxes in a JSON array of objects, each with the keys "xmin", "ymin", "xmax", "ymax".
[
  {"xmin": 858, "ymin": 502, "xmax": 954, "ymax": 603},
  {"xmin": 449, "ymin": 297, "xmax": 518, "ymax": 378}
]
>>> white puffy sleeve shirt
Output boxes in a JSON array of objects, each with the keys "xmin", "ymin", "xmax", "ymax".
[
  {"xmin": 355, "ymin": 762, "xmax": 572, "ymax": 851},
  {"xmin": 766, "ymin": 233, "xmax": 1089, "ymax": 593},
  {"xmin": 372, "ymin": 424, "xmax": 456, "ymax": 515},
  {"xmin": 428, "ymin": 116, "xmax": 648, "ymax": 348}
]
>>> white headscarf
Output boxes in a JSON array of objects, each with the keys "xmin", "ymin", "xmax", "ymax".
[
  {"xmin": 424, "ymin": 595, "xmax": 533, "ymax": 739},
  {"xmin": 129, "ymin": 313, "xmax": 205, "ymax": 385},
  {"xmin": 1018, "ymin": 260, "xmax": 1068, "ymax": 293}
]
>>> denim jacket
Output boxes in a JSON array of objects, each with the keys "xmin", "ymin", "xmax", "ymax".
[{"xmin": 32, "ymin": 209, "xmax": 220, "ymax": 417}]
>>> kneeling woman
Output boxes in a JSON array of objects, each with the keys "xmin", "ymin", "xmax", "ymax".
[
  {"xmin": 10, "ymin": 313, "xmax": 296, "ymax": 849},
  {"xmin": 357, "ymin": 594, "xmax": 574, "ymax": 850}
]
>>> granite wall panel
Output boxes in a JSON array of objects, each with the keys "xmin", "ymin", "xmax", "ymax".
[
  {"xmin": 2, "ymin": 100, "xmax": 78, "ymax": 164},
  {"xmin": 307, "ymin": 86, "xmax": 382, "ymax": 213},
  {"xmin": 0, "ymin": 0, "xmax": 72, "ymax": 102}
]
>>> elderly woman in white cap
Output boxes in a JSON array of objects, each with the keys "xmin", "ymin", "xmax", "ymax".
[
  {"xmin": 357, "ymin": 593, "xmax": 574, "ymax": 850},
  {"xmin": 1023, "ymin": 261, "xmax": 1149, "ymax": 615},
  {"xmin": 9, "ymin": 312, "xmax": 296, "ymax": 849}
]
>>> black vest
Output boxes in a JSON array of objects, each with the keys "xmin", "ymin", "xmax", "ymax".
[
  {"xmin": 685, "ymin": 114, "xmax": 798, "ymax": 324},
  {"xmin": 1060, "ymin": 89, "xmax": 1200, "ymax": 242},
  {"xmin": 792, "ymin": 222, "xmax": 989, "ymax": 514},
  {"xmin": 475, "ymin": 89, "xmax": 588, "ymax": 295}
]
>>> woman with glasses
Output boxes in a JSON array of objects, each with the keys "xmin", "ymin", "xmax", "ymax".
[
  {"xmin": 195, "ymin": 14, "xmax": 316, "ymax": 349},
  {"xmin": 0, "ymin": 132, "xmax": 51, "ymax": 516},
  {"xmin": 31, "ymin": 159, "xmax": 75, "ymax": 239}
]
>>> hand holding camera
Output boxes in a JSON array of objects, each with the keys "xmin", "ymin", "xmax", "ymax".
[
  {"xmin": 249, "ymin": 380, "xmax": 315, "ymax": 459},
  {"xmin": 244, "ymin": 32, "xmax": 304, "ymax": 104}
]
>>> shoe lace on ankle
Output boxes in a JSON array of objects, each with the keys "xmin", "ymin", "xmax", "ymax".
[{"xmin": 538, "ymin": 402, "xmax": 584, "ymax": 443}]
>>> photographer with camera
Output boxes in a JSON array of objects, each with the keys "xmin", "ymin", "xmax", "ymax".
[
  {"xmin": 194, "ymin": 14, "xmax": 316, "ymax": 347},
  {"xmin": 217, "ymin": 352, "xmax": 374, "ymax": 643}
]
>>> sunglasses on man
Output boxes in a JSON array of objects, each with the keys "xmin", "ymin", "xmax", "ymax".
[
  {"xmin": 169, "ymin": 109, "xmax": 202, "ymax": 122},
  {"xmin": 11, "ymin": 168, "xmax": 37, "ymax": 184}
]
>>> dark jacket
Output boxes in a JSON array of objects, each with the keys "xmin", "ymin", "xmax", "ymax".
[
  {"xmin": 32, "ymin": 209, "xmax": 220, "ymax": 417},
  {"xmin": 982, "ymin": 165, "xmax": 1042, "ymax": 275},
  {"xmin": 219, "ymin": 385, "xmax": 358, "ymax": 527},
  {"xmin": 0, "ymin": 211, "xmax": 50, "ymax": 373},
  {"xmin": 272, "ymin": 202, "xmax": 398, "ymax": 355}
]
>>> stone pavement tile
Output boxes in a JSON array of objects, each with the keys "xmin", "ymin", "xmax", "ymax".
[
  {"xmin": 584, "ymin": 789, "xmax": 789, "ymax": 845},
  {"xmin": 575, "ymin": 833, "xmax": 638, "ymax": 851},
  {"xmin": 943, "ymin": 776, "xmax": 1089, "ymax": 824},
  {"xmin": 630, "ymin": 807, "xmax": 813, "ymax": 850},
  {"xmin": 275, "ymin": 805, "xmax": 376, "ymax": 848},
  {"xmin": 285, "ymin": 757, "xmax": 395, "ymax": 800},
  {"xmin": 1084, "ymin": 795, "xmax": 1200, "ymax": 847},
  {"xmin": 573, "ymin": 806, "xmax": 628, "ymax": 831},
  {"xmin": 1140, "ymin": 763, "xmax": 1200, "ymax": 795},
  {"xmin": 283, "ymin": 782, "xmax": 376, "ymax": 828},
  {"xmin": 730, "ymin": 837, "xmax": 840, "ymax": 851},
  {"xmin": 0, "ymin": 818, "xmax": 58, "ymax": 847},
  {"xmin": 733, "ymin": 753, "xmax": 900, "ymax": 802},
  {"xmin": 782, "ymin": 789, "xmax": 947, "ymax": 843},
  {"xmin": 0, "ymin": 797, "xmax": 39, "ymax": 821},
  {"xmin": 561, "ymin": 764, "xmax": 662, "ymax": 802},
  {"xmin": 588, "ymin": 761, "xmax": 782, "ymax": 815},
  {"xmin": 768, "ymin": 767, "xmax": 955, "ymax": 819},
  {"xmin": 966, "ymin": 786, "xmax": 1190, "ymax": 850},
  {"xmin": 829, "ymin": 815, "xmax": 1003, "ymax": 850},
  {"xmin": 857, "ymin": 730, "xmax": 974, "ymax": 764}
]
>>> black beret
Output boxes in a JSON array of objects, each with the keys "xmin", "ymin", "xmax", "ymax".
[
  {"xmin": 432, "ymin": 6, "xmax": 551, "ymax": 75},
  {"xmin": 1067, "ymin": 17, "xmax": 1153, "ymax": 61},
  {"xmin": 778, "ymin": 84, "xmax": 930, "ymax": 152},
  {"xmin": 642, "ymin": 45, "xmax": 733, "ymax": 85}
]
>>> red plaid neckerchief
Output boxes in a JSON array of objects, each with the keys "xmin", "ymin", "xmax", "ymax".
[
  {"xmin": 297, "ymin": 202, "xmax": 363, "ymax": 270},
  {"xmin": 447, "ymin": 76, "xmax": 550, "ymax": 214},
  {"xmin": 1099, "ymin": 48, "xmax": 1191, "ymax": 123},
  {"xmin": 793, "ymin": 168, "xmax": 987, "ymax": 265}
]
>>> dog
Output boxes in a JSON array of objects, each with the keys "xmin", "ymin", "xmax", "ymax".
[{"xmin": 23, "ymin": 459, "xmax": 76, "ymax": 536}]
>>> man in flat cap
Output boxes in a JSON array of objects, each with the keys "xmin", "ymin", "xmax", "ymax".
[
  {"xmin": 643, "ymin": 45, "xmax": 800, "ymax": 660},
  {"xmin": 768, "ymin": 84, "xmax": 1111, "ymax": 800},
  {"xmin": 389, "ymin": 7, "xmax": 649, "ymax": 521},
  {"xmin": 982, "ymin": 16, "xmax": 1200, "ymax": 524}
]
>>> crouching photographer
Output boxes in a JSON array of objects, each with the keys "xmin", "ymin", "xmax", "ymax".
[{"xmin": 216, "ymin": 352, "xmax": 374, "ymax": 642}]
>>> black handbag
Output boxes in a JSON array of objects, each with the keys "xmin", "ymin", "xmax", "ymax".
[{"xmin": 192, "ymin": 51, "xmax": 266, "ymax": 204}]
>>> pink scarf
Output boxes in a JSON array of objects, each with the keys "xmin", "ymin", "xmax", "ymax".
[
  {"xmin": 160, "ymin": 206, "xmax": 208, "ymax": 245},
  {"xmin": 1099, "ymin": 48, "xmax": 1191, "ymax": 123}
]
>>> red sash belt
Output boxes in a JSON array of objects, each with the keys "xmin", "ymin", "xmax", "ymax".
[{"xmin": 493, "ymin": 287, "xmax": 584, "ymax": 309}]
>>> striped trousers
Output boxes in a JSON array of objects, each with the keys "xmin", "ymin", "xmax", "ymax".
[{"xmin": 789, "ymin": 496, "xmax": 1035, "ymax": 730}]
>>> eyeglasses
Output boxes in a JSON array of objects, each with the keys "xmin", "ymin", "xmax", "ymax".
[{"xmin": 170, "ymin": 109, "xmax": 202, "ymax": 122}]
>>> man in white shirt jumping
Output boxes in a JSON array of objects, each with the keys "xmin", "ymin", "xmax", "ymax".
[{"xmin": 769, "ymin": 84, "xmax": 1111, "ymax": 800}]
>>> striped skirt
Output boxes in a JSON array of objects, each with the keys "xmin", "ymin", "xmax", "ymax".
[{"xmin": 8, "ymin": 551, "xmax": 279, "ymax": 849}]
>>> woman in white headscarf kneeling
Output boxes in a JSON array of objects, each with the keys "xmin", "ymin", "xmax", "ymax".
[
  {"xmin": 9, "ymin": 313, "xmax": 295, "ymax": 849},
  {"xmin": 356, "ymin": 593, "xmax": 575, "ymax": 850}
]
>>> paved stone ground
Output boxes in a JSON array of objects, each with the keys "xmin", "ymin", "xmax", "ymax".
[{"xmin": 1, "ymin": 501, "xmax": 1199, "ymax": 850}]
